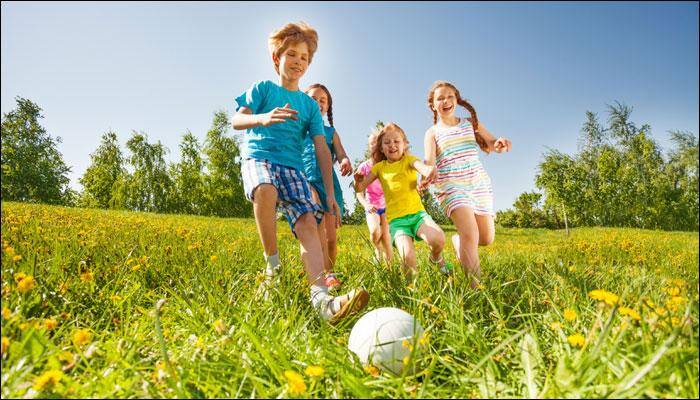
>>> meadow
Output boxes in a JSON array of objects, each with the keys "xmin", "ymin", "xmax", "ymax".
[{"xmin": 1, "ymin": 201, "xmax": 698, "ymax": 398}]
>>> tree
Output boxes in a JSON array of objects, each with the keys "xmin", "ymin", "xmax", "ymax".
[
  {"xmin": 201, "ymin": 111, "xmax": 251, "ymax": 217},
  {"xmin": 78, "ymin": 131, "xmax": 125, "ymax": 208},
  {"xmin": 169, "ymin": 131, "xmax": 205, "ymax": 215},
  {"xmin": 1, "ymin": 97, "xmax": 73, "ymax": 205},
  {"xmin": 124, "ymin": 131, "xmax": 173, "ymax": 213}
]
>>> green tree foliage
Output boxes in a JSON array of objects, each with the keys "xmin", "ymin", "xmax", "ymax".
[
  {"xmin": 169, "ymin": 131, "xmax": 205, "ymax": 215},
  {"xmin": 123, "ymin": 131, "xmax": 173, "ymax": 213},
  {"xmin": 78, "ymin": 131, "xmax": 125, "ymax": 209},
  {"xmin": 505, "ymin": 103, "xmax": 698, "ymax": 231},
  {"xmin": 201, "ymin": 111, "xmax": 251, "ymax": 218},
  {"xmin": 1, "ymin": 97, "xmax": 73, "ymax": 205},
  {"xmin": 496, "ymin": 191, "xmax": 560, "ymax": 229}
]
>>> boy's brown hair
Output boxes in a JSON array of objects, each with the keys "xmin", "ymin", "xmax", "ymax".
[
  {"xmin": 372, "ymin": 123, "xmax": 410, "ymax": 164},
  {"xmin": 268, "ymin": 21, "xmax": 319, "ymax": 74}
]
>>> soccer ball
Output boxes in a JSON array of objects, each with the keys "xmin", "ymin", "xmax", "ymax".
[{"xmin": 348, "ymin": 307, "xmax": 424, "ymax": 375}]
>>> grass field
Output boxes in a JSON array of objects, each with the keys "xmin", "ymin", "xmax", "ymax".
[{"xmin": 1, "ymin": 201, "xmax": 698, "ymax": 398}]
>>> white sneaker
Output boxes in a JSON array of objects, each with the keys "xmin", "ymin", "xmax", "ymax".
[{"xmin": 319, "ymin": 287, "xmax": 370, "ymax": 326}]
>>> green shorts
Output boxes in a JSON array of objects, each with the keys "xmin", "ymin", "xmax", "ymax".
[{"xmin": 389, "ymin": 211, "xmax": 433, "ymax": 243}]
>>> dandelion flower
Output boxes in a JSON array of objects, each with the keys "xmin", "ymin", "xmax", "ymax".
[
  {"xmin": 2, "ymin": 307, "xmax": 11, "ymax": 320},
  {"xmin": 12, "ymin": 255, "xmax": 22, "ymax": 262},
  {"xmin": 588, "ymin": 289, "xmax": 619, "ymax": 306},
  {"xmin": 132, "ymin": 264, "xmax": 141, "ymax": 271},
  {"xmin": 43, "ymin": 318, "xmax": 58, "ymax": 331},
  {"xmin": 563, "ymin": 308, "xmax": 577, "ymax": 321},
  {"xmin": 618, "ymin": 307, "xmax": 641, "ymax": 321},
  {"xmin": 80, "ymin": 271, "xmax": 94, "ymax": 282},
  {"xmin": 72, "ymin": 329, "xmax": 92, "ymax": 347},
  {"xmin": 13, "ymin": 272, "xmax": 26, "ymax": 283},
  {"xmin": 364, "ymin": 364, "xmax": 380, "ymax": 377},
  {"xmin": 567, "ymin": 333, "xmax": 585, "ymax": 347},
  {"xmin": 284, "ymin": 370, "xmax": 306, "ymax": 395},
  {"xmin": 1, "ymin": 336, "xmax": 9, "ymax": 355},
  {"xmin": 304, "ymin": 365, "xmax": 324, "ymax": 378},
  {"xmin": 5, "ymin": 246, "xmax": 15, "ymax": 257},
  {"xmin": 403, "ymin": 355, "xmax": 411, "ymax": 365},
  {"xmin": 210, "ymin": 255, "xmax": 218, "ymax": 263},
  {"xmin": 213, "ymin": 319, "xmax": 225, "ymax": 334},
  {"xmin": 17, "ymin": 275, "xmax": 36, "ymax": 293},
  {"xmin": 32, "ymin": 370, "xmax": 62, "ymax": 392}
]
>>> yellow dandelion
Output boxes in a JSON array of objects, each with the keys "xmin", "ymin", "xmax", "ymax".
[
  {"xmin": 210, "ymin": 255, "xmax": 218, "ymax": 263},
  {"xmin": 2, "ymin": 307, "xmax": 11, "ymax": 320},
  {"xmin": 419, "ymin": 333, "xmax": 430, "ymax": 346},
  {"xmin": 32, "ymin": 370, "xmax": 62, "ymax": 392},
  {"xmin": 304, "ymin": 365, "xmax": 324, "ymax": 378},
  {"xmin": 43, "ymin": 318, "xmax": 58, "ymax": 331},
  {"xmin": 17, "ymin": 275, "xmax": 36, "ymax": 293},
  {"xmin": 403, "ymin": 355, "xmax": 411, "ymax": 365},
  {"xmin": 13, "ymin": 272, "xmax": 26, "ymax": 283},
  {"xmin": 588, "ymin": 289, "xmax": 619, "ymax": 306},
  {"xmin": 5, "ymin": 246, "xmax": 15, "ymax": 257},
  {"xmin": 364, "ymin": 364, "xmax": 380, "ymax": 377},
  {"xmin": 109, "ymin": 294, "xmax": 122, "ymax": 302},
  {"xmin": 213, "ymin": 319, "xmax": 225, "ymax": 334},
  {"xmin": 618, "ymin": 307, "xmax": 641, "ymax": 321},
  {"xmin": 58, "ymin": 351, "xmax": 74, "ymax": 364},
  {"xmin": 563, "ymin": 308, "xmax": 577, "ymax": 321},
  {"xmin": 430, "ymin": 305, "xmax": 439, "ymax": 314},
  {"xmin": 80, "ymin": 271, "xmax": 94, "ymax": 282},
  {"xmin": 72, "ymin": 328, "xmax": 92, "ymax": 347},
  {"xmin": 666, "ymin": 286, "xmax": 680, "ymax": 297},
  {"xmin": 1, "ymin": 336, "xmax": 9, "ymax": 355},
  {"xmin": 132, "ymin": 264, "xmax": 141, "ymax": 271},
  {"xmin": 567, "ymin": 333, "xmax": 585, "ymax": 347},
  {"xmin": 284, "ymin": 370, "xmax": 306, "ymax": 395},
  {"xmin": 12, "ymin": 255, "xmax": 22, "ymax": 262}
]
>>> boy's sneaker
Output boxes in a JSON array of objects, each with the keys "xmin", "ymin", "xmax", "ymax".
[
  {"xmin": 321, "ymin": 287, "xmax": 370, "ymax": 326},
  {"xmin": 324, "ymin": 273, "xmax": 342, "ymax": 292}
]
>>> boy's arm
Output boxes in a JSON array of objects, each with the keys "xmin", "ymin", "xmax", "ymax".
[
  {"xmin": 232, "ymin": 104, "xmax": 299, "ymax": 130},
  {"xmin": 423, "ymin": 127, "xmax": 437, "ymax": 166},
  {"xmin": 313, "ymin": 135, "xmax": 341, "ymax": 227},
  {"xmin": 332, "ymin": 130, "xmax": 353, "ymax": 176}
]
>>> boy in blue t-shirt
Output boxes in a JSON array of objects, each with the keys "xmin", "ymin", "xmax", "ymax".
[{"xmin": 232, "ymin": 21, "xmax": 368, "ymax": 325}]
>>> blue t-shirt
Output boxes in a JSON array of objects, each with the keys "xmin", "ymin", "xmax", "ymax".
[
  {"xmin": 302, "ymin": 125, "xmax": 336, "ymax": 182},
  {"xmin": 235, "ymin": 80, "xmax": 325, "ymax": 171}
]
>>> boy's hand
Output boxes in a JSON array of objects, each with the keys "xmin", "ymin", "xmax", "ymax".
[
  {"xmin": 259, "ymin": 103, "xmax": 298, "ymax": 126},
  {"xmin": 326, "ymin": 196, "xmax": 342, "ymax": 228},
  {"xmin": 339, "ymin": 157, "xmax": 352, "ymax": 176},
  {"xmin": 423, "ymin": 165, "xmax": 437, "ymax": 184},
  {"xmin": 493, "ymin": 137, "xmax": 512, "ymax": 153}
]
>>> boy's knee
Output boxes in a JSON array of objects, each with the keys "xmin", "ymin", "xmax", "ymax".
[
  {"xmin": 295, "ymin": 213, "xmax": 318, "ymax": 235},
  {"xmin": 253, "ymin": 184, "xmax": 278, "ymax": 202}
]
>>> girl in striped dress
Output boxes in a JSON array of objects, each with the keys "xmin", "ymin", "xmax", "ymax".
[{"xmin": 422, "ymin": 81, "xmax": 512, "ymax": 288}]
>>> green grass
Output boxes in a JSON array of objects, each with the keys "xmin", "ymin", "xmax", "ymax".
[{"xmin": 1, "ymin": 201, "xmax": 698, "ymax": 398}]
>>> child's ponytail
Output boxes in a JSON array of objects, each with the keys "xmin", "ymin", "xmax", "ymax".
[{"xmin": 456, "ymin": 96, "xmax": 489, "ymax": 154}]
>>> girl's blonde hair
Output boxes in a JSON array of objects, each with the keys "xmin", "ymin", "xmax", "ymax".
[
  {"xmin": 268, "ymin": 21, "xmax": 319, "ymax": 74},
  {"xmin": 371, "ymin": 122, "xmax": 409, "ymax": 164},
  {"xmin": 306, "ymin": 83, "xmax": 333, "ymax": 127},
  {"xmin": 427, "ymin": 81, "xmax": 489, "ymax": 153}
]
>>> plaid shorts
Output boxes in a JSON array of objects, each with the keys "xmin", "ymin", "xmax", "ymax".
[{"xmin": 242, "ymin": 158, "xmax": 323, "ymax": 232}]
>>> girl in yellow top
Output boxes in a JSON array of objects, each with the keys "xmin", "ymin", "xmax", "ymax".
[{"xmin": 354, "ymin": 123, "xmax": 450, "ymax": 278}]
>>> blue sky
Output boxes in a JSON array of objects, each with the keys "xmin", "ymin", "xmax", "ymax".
[{"xmin": 2, "ymin": 1, "xmax": 698, "ymax": 212}]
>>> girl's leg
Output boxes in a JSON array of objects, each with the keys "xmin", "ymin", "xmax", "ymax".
[
  {"xmin": 379, "ymin": 214, "xmax": 393, "ymax": 263},
  {"xmin": 416, "ymin": 217, "xmax": 446, "ymax": 267},
  {"xmin": 475, "ymin": 214, "xmax": 495, "ymax": 246},
  {"xmin": 365, "ymin": 212, "xmax": 384, "ymax": 261},
  {"xmin": 252, "ymin": 184, "xmax": 279, "ymax": 257},
  {"xmin": 394, "ymin": 235, "xmax": 417, "ymax": 277},
  {"xmin": 449, "ymin": 206, "xmax": 480, "ymax": 288},
  {"xmin": 324, "ymin": 214, "xmax": 338, "ymax": 269},
  {"xmin": 308, "ymin": 187, "xmax": 331, "ymax": 274}
]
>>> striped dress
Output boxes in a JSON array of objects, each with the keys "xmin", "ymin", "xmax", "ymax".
[{"xmin": 434, "ymin": 118, "xmax": 495, "ymax": 217}]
